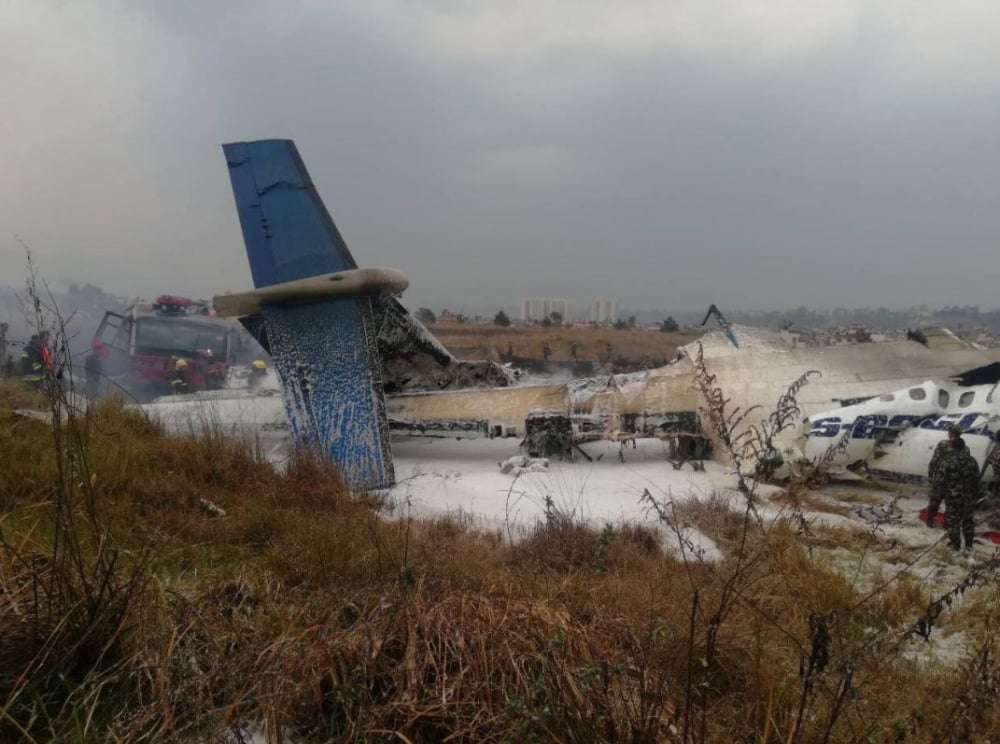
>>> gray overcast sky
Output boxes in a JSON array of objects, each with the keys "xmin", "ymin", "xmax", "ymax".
[{"xmin": 2, "ymin": 0, "xmax": 999, "ymax": 312}]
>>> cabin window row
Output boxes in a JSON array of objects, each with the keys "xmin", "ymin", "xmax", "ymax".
[{"xmin": 889, "ymin": 387, "xmax": 991, "ymax": 407}]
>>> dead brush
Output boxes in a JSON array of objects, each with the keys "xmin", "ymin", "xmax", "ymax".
[
  {"xmin": 279, "ymin": 449, "xmax": 352, "ymax": 509},
  {"xmin": 510, "ymin": 497, "xmax": 604, "ymax": 573},
  {"xmin": 245, "ymin": 591, "xmax": 671, "ymax": 743},
  {"xmin": 0, "ymin": 253, "xmax": 161, "ymax": 741},
  {"xmin": 0, "ymin": 530, "xmax": 158, "ymax": 740},
  {"xmin": 935, "ymin": 630, "xmax": 1000, "ymax": 738}
]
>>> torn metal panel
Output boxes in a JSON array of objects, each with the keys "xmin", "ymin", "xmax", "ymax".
[
  {"xmin": 388, "ymin": 418, "xmax": 491, "ymax": 438},
  {"xmin": 909, "ymin": 326, "xmax": 974, "ymax": 351},
  {"xmin": 524, "ymin": 411, "xmax": 574, "ymax": 458},
  {"xmin": 372, "ymin": 295, "xmax": 512, "ymax": 393},
  {"xmin": 953, "ymin": 363, "xmax": 1000, "ymax": 387}
]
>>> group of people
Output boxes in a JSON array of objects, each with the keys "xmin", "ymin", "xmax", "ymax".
[
  {"xmin": 926, "ymin": 424, "xmax": 982, "ymax": 552},
  {"xmin": 15, "ymin": 331, "xmax": 108, "ymax": 398},
  {"xmin": 12, "ymin": 330, "xmax": 270, "ymax": 400},
  {"xmin": 170, "ymin": 356, "xmax": 267, "ymax": 395},
  {"xmin": 14, "ymin": 331, "xmax": 107, "ymax": 397}
]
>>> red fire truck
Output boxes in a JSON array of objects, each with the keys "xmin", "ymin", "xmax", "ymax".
[{"xmin": 93, "ymin": 295, "xmax": 238, "ymax": 399}]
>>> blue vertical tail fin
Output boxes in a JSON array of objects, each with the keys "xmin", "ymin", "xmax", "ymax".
[{"xmin": 223, "ymin": 139, "xmax": 394, "ymax": 490}]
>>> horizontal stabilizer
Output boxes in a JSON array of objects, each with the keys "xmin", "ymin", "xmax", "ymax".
[{"xmin": 214, "ymin": 267, "xmax": 409, "ymax": 318}]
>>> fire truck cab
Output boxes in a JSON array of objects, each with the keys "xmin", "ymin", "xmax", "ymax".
[{"xmin": 93, "ymin": 295, "xmax": 237, "ymax": 399}]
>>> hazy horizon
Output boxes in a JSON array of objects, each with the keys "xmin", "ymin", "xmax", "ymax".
[
  {"xmin": 2, "ymin": 283, "xmax": 997, "ymax": 329},
  {"xmin": 3, "ymin": 1, "xmax": 999, "ymax": 312}
]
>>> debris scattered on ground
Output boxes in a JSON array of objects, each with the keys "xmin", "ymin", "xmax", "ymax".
[
  {"xmin": 523, "ymin": 411, "xmax": 573, "ymax": 458},
  {"xmin": 498, "ymin": 455, "xmax": 550, "ymax": 475},
  {"xmin": 198, "ymin": 497, "xmax": 227, "ymax": 517}
]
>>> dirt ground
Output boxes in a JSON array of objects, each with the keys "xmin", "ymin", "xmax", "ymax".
[{"xmin": 428, "ymin": 323, "xmax": 703, "ymax": 364}]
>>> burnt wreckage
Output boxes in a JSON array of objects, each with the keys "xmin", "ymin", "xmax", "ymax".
[
  {"xmin": 207, "ymin": 139, "xmax": 1000, "ymax": 489},
  {"xmin": 243, "ymin": 293, "xmax": 512, "ymax": 396},
  {"xmin": 242, "ymin": 293, "xmax": 511, "ymax": 441},
  {"xmin": 216, "ymin": 144, "xmax": 709, "ymax": 477}
]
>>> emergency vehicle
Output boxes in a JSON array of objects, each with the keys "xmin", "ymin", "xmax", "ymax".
[{"xmin": 92, "ymin": 295, "xmax": 237, "ymax": 399}]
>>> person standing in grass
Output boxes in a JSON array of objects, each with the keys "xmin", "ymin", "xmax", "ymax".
[
  {"xmin": 940, "ymin": 436, "xmax": 980, "ymax": 551},
  {"xmin": 926, "ymin": 424, "xmax": 962, "ymax": 527}
]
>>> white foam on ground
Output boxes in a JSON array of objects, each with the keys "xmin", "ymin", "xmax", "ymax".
[{"xmin": 389, "ymin": 436, "xmax": 770, "ymax": 558}]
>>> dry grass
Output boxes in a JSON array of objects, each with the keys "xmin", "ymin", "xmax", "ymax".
[
  {"xmin": 2, "ymin": 378, "xmax": 1000, "ymax": 742},
  {"xmin": 428, "ymin": 323, "xmax": 702, "ymax": 363},
  {"xmin": 825, "ymin": 489, "xmax": 883, "ymax": 505},
  {"xmin": 769, "ymin": 490, "xmax": 852, "ymax": 517}
]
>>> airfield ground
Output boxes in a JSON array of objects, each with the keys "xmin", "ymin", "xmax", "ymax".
[{"xmin": 5, "ymin": 379, "xmax": 1000, "ymax": 742}]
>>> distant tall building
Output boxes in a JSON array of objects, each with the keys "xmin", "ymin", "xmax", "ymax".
[
  {"xmin": 520, "ymin": 298, "xmax": 570, "ymax": 323},
  {"xmin": 591, "ymin": 300, "xmax": 617, "ymax": 325}
]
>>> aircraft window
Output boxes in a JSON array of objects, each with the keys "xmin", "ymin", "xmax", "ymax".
[
  {"xmin": 908, "ymin": 388, "xmax": 926, "ymax": 400},
  {"xmin": 879, "ymin": 393, "xmax": 895, "ymax": 402},
  {"xmin": 938, "ymin": 390, "xmax": 950, "ymax": 407},
  {"xmin": 959, "ymin": 391, "xmax": 975, "ymax": 408}
]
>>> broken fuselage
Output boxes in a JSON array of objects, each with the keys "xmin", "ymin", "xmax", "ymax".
[{"xmin": 803, "ymin": 379, "xmax": 1000, "ymax": 485}]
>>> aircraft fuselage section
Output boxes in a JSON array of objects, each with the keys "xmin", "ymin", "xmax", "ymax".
[{"xmin": 803, "ymin": 380, "xmax": 999, "ymax": 484}]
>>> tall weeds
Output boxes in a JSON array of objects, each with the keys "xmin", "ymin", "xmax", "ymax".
[
  {"xmin": 638, "ymin": 341, "xmax": 1000, "ymax": 743},
  {"xmin": 2, "ymin": 280, "xmax": 1000, "ymax": 741},
  {"xmin": 0, "ymin": 254, "xmax": 158, "ymax": 740}
]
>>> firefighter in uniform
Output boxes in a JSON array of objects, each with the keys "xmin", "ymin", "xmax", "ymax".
[
  {"xmin": 171, "ymin": 358, "xmax": 190, "ymax": 395},
  {"xmin": 20, "ymin": 335, "xmax": 43, "ymax": 386},
  {"xmin": 248, "ymin": 359, "xmax": 267, "ymax": 391}
]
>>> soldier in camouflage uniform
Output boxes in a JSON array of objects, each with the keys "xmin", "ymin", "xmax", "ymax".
[
  {"xmin": 926, "ymin": 424, "xmax": 962, "ymax": 527},
  {"xmin": 939, "ymin": 437, "xmax": 980, "ymax": 551}
]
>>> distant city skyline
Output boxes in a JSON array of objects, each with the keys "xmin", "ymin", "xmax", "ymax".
[
  {"xmin": 519, "ymin": 297, "xmax": 571, "ymax": 323},
  {"xmin": 2, "ymin": 284, "xmax": 998, "ymax": 322},
  {"xmin": 591, "ymin": 300, "xmax": 617, "ymax": 324}
]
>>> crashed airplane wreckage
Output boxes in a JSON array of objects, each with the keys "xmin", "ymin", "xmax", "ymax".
[
  {"xmin": 212, "ymin": 139, "xmax": 511, "ymax": 489},
  {"xmin": 802, "ymin": 373, "xmax": 1000, "ymax": 485},
  {"xmin": 384, "ymin": 326, "xmax": 1000, "ymax": 486},
  {"xmin": 143, "ymin": 138, "xmax": 1000, "ymax": 492}
]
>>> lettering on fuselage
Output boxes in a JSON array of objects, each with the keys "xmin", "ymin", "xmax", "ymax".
[{"xmin": 808, "ymin": 412, "xmax": 992, "ymax": 440}]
